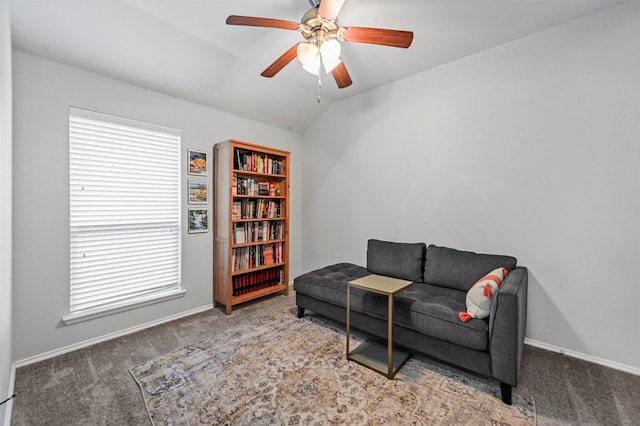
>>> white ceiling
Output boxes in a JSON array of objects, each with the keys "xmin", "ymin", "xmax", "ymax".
[{"xmin": 10, "ymin": 0, "xmax": 627, "ymax": 133}]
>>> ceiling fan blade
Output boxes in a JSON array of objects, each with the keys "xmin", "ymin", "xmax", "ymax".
[
  {"xmin": 331, "ymin": 61, "xmax": 352, "ymax": 89},
  {"xmin": 341, "ymin": 26, "xmax": 414, "ymax": 48},
  {"xmin": 318, "ymin": 0, "xmax": 346, "ymax": 21},
  {"xmin": 261, "ymin": 45, "xmax": 299, "ymax": 78},
  {"xmin": 226, "ymin": 15, "xmax": 299, "ymax": 31}
]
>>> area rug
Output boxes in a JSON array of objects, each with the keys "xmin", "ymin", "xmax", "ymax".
[{"xmin": 130, "ymin": 310, "xmax": 536, "ymax": 425}]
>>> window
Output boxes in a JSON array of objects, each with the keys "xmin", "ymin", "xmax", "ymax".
[{"xmin": 64, "ymin": 107, "xmax": 183, "ymax": 324}]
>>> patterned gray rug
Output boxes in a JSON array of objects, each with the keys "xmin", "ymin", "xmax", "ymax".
[{"xmin": 129, "ymin": 309, "xmax": 536, "ymax": 425}]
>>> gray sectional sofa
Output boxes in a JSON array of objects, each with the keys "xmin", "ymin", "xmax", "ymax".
[{"xmin": 293, "ymin": 239, "xmax": 528, "ymax": 405}]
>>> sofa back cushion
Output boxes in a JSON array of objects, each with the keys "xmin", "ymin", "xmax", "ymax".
[
  {"xmin": 424, "ymin": 244, "xmax": 517, "ymax": 291},
  {"xmin": 367, "ymin": 239, "xmax": 426, "ymax": 282}
]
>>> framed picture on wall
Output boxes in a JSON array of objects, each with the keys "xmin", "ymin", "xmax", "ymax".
[
  {"xmin": 188, "ymin": 178, "xmax": 208, "ymax": 204},
  {"xmin": 188, "ymin": 208, "xmax": 208, "ymax": 233},
  {"xmin": 188, "ymin": 149, "xmax": 208, "ymax": 176}
]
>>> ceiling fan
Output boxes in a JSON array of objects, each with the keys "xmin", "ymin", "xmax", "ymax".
[{"xmin": 226, "ymin": 0, "xmax": 413, "ymax": 96}]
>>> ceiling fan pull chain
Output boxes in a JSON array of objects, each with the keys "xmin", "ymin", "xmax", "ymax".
[{"xmin": 317, "ymin": 36, "xmax": 323, "ymax": 103}]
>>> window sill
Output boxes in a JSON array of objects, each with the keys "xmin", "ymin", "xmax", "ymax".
[{"xmin": 62, "ymin": 288, "xmax": 187, "ymax": 325}]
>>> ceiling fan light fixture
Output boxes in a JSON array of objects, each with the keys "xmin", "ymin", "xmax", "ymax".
[
  {"xmin": 301, "ymin": 60, "xmax": 321, "ymax": 75},
  {"xmin": 297, "ymin": 42, "xmax": 320, "ymax": 75},
  {"xmin": 297, "ymin": 41, "xmax": 318, "ymax": 64},
  {"xmin": 320, "ymin": 38, "xmax": 341, "ymax": 73}
]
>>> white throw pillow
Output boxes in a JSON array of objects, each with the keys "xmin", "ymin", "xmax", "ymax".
[{"xmin": 459, "ymin": 267, "xmax": 508, "ymax": 323}]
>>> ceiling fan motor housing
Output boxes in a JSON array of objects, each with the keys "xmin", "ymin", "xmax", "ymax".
[{"xmin": 301, "ymin": 8, "xmax": 340, "ymax": 42}]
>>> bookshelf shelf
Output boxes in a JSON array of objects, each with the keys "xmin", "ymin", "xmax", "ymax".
[
  {"xmin": 232, "ymin": 239, "xmax": 286, "ymax": 249},
  {"xmin": 232, "ymin": 169, "xmax": 283, "ymax": 178},
  {"xmin": 214, "ymin": 139, "xmax": 290, "ymax": 315},
  {"xmin": 231, "ymin": 262, "xmax": 287, "ymax": 276}
]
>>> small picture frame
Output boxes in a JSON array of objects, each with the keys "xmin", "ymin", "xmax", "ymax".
[
  {"xmin": 188, "ymin": 208, "xmax": 208, "ymax": 233},
  {"xmin": 188, "ymin": 149, "xmax": 208, "ymax": 176},
  {"xmin": 188, "ymin": 178, "xmax": 208, "ymax": 204}
]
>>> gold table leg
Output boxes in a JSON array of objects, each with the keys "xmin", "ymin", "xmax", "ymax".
[
  {"xmin": 346, "ymin": 284, "xmax": 351, "ymax": 357},
  {"xmin": 387, "ymin": 293, "xmax": 393, "ymax": 377}
]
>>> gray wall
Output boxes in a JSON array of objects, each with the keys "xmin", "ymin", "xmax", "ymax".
[
  {"xmin": 302, "ymin": 2, "xmax": 640, "ymax": 372},
  {"xmin": 11, "ymin": 51, "xmax": 303, "ymax": 361},
  {"xmin": 0, "ymin": 0, "xmax": 13, "ymax": 423}
]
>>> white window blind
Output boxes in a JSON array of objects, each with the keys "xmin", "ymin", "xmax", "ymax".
[{"xmin": 65, "ymin": 107, "xmax": 183, "ymax": 324}]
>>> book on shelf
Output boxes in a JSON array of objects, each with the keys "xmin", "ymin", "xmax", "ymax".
[
  {"xmin": 234, "ymin": 174, "xmax": 244, "ymax": 195},
  {"xmin": 232, "ymin": 201, "xmax": 242, "ymax": 220},
  {"xmin": 235, "ymin": 149, "xmax": 243, "ymax": 171},
  {"xmin": 232, "ymin": 223, "xmax": 245, "ymax": 244},
  {"xmin": 269, "ymin": 182, "xmax": 280, "ymax": 196},
  {"xmin": 263, "ymin": 245, "xmax": 274, "ymax": 265},
  {"xmin": 258, "ymin": 181, "xmax": 269, "ymax": 196},
  {"xmin": 257, "ymin": 222, "xmax": 264, "ymax": 241}
]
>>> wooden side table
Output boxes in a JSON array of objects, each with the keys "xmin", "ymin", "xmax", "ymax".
[{"xmin": 346, "ymin": 274, "xmax": 413, "ymax": 379}]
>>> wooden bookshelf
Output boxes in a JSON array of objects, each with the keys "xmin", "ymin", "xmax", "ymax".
[{"xmin": 213, "ymin": 139, "xmax": 290, "ymax": 315}]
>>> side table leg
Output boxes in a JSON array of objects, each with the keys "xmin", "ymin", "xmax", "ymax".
[
  {"xmin": 346, "ymin": 284, "xmax": 351, "ymax": 358},
  {"xmin": 388, "ymin": 293, "xmax": 394, "ymax": 377}
]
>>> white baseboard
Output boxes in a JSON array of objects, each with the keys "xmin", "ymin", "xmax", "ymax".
[
  {"xmin": 14, "ymin": 304, "xmax": 213, "ymax": 368},
  {"xmin": 525, "ymin": 338, "xmax": 640, "ymax": 376}
]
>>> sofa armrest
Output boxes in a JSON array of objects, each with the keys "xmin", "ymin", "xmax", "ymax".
[{"xmin": 488, "ymin": 266, "xmax": 528, "ymax": 387}]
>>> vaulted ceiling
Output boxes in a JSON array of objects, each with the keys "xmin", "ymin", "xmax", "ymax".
[{"xmin": 10, "ymin": 0, "xmax": 627, "ymax": 133}]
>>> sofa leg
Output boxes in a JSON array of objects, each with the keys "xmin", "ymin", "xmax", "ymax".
[
  {"xmin": 499, "ymin": 382, "xmax": 512, "ymax": 405},
  {"xmin": 297, "ymin": 306, "xmax": 305, "ymax": 318}
]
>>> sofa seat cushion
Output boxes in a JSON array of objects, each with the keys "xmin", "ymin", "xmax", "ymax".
[
  {"xmin": 360, "ymin": 283, "xmax": 489, "ymax": 351},
  {"xmin": 424, "ymin": 245, "xmax": 517, "ymax": 292},
  {"xmin": 293, "ymin": 263, "xmax": 371, "ymax": 310}
]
